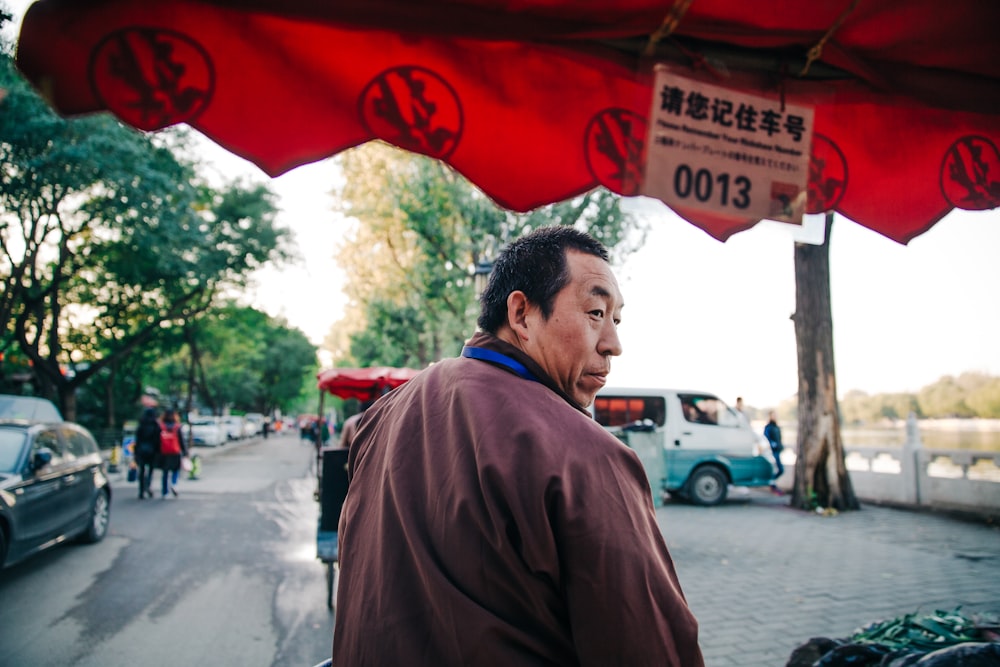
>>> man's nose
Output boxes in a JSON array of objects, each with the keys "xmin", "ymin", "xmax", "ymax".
[{"xmin": 599, "ymin": 320, "xmax": 623, "ymax": 357}]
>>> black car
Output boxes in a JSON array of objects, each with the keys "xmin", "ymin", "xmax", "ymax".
[{"xmin": 0, "ymin": 408, "xmax": 112, "ymax": 568}]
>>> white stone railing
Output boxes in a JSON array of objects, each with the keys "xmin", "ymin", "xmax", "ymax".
[{"xmin": 837, "ymin": 414, "xmax": 1000, "ymax": 515}]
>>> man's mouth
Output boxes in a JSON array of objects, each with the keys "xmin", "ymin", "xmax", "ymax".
[{"xmin": 588, "ymin": 371, "xmax": 609, "ymax": 386}]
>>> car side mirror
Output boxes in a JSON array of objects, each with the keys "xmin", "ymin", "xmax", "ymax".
[{"xmin": 31, "ymin": 447, "xmax": 54, "ymax": 472}]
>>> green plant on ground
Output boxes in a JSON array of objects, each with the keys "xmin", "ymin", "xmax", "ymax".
[{"xmin": 851, "ymin": 608, "xmax": 989, "ymax": 651}]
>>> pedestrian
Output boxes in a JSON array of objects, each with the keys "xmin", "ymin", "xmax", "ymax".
[
  {"xmin": 332, "ymin": 226, "xmax": 703, "ymax": 666},
  {"xmin": 735, "ymin": 396, "xmax": 750, "ymax": 425},
  {"xmin": 338, "ymin": 399, "xmax": 373, "ymax": 449},
  {"xmin": 764, "ymin": 410, "xmax": 785, "ymax": 493},
  {"xmin": 158, "ymin": 409, "xmax": 187, "ymax": 498},
  {"xmin": 133, "ymin": 407, "xmax": 160, "ymax": 499}
]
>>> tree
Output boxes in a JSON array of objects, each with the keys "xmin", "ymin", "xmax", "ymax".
[
  {"xmin": 791, "ymin": 214, "xmax": 859, "ymax": 511},
  {"xmin": 965, "ymin": 375, "xmax": 1000, "ymax": 418},
  {"xmin": 147, "ymin": 304, "xmax": 317, "ymax": 417},
  {"xmin": 348, "ymin": 299, "xmax": 426, "ymax": 368},
  {"xmin": 329, "ymin": 142, "xmax": 646, "ymax": 367},
  {"xmin": 840, "ymin": 390, "xmax": 921, "ymax": 424},
  {"xmin": 255, "ymin": 315, "xmax": 319, "ymax": 415},
  {"xmin": 918, "ymin": 374, "xmax": 974, "ymax": 418},
  {"xmin": 0, "ymin": 51, "xmax": 290, "ymax": 420}
]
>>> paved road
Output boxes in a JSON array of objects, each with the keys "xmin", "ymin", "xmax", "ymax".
[
  {"xmin": 0, "ymin": 431, "xmax": 334, "ymax": 667},
  {"xmin": 659, "ymin": 489, "xmax": 1000, "ymax": 666},
  {"xmin": 10, "ymin": 433, "xmax": 997, "ymax": 666}
]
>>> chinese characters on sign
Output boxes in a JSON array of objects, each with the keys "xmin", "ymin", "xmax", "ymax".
[{"xmin": 641, "ymin": 66, "xmax": 815, "ymax": 224}]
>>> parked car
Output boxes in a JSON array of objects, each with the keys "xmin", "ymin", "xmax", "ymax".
[
  {"xmin": 187, "ymin": 416, "xmax": 227, "ymax": 447},
  {"xmin": 243, "ymin": 413, "xmax": 265, "ymax": 437},
  {"xmin": 0, "ymin": 400, "xmax": 111, "ymax": 568},
  {"xmin": 592, "ymin": 387, "xmax": 775, "ymax": 506},
  {"xmin": 220, "ymin": 415, "xmax": 246, "ymax": 441}
]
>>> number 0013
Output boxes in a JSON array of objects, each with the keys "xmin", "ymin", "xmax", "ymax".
[{"xmin": 673, "ymin": 165, "xmax": 751, "ymax": 210}]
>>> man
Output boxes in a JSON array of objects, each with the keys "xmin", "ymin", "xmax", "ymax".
[
  {"xmin": 764, "ymin": 410, "xmax": 785, "ymax": 493},
  {"xmin": 333, "ymin": 226, "xmax": 702, "ymax": 666},
  {"xmin": 735, "ymin": 396, "xmax": 748, "ymax": 424},
  {"xmin": 133, "ymin": 406, "xmax": 160, "ymax": 499}
]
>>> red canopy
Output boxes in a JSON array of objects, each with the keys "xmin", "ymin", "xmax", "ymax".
[
  {"xmin": 316, "ymin": 366, "xmax": 420, "ymax": 401},
  {"xmin": 14, "ymin": 0, "xmax": 1000, "ymax": 242}
]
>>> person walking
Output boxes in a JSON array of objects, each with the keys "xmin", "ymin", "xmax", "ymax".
[
  {"xmin": 764, "ymin": 410, "xmax": 785, "ymax": 493},
  {"xmin": 157, "ymin": 409, "xmax": 187, "ymax": 498},
  {"xmin": 735, "ymin": 396, "xmax": 750, "ymax": 425},
  {"xmin": 133, "ymin": 407, "xmax": 160, "ymax": 500},
  {"xmin": 332, "ymin": 226, "xmax": 703, "ymax": 666}
]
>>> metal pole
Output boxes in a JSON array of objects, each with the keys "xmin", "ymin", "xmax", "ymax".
[{"xmin": 314, "ymin": 388, "xmax": 326, "ymax": 500}]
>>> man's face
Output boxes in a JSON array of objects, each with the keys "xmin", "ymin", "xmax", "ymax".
[{"xmin": 521, "ymin": 250, "xmax": 624, "ymax": 408}]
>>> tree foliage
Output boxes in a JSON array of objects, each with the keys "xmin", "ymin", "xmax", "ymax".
[
  {"xmin": 0, "ymin": 49, "xmax": 292, "ymax": 420},
  {"xmin": 146, "ymin": 303, "xmax": 317, "ymax": 418},
  {"xmin": 962, "ymin": 374, "xmax": 1000, "ymax": 418},
  {"xmin": 329, "ymin": 141, "xmax": 646, "ymax": 367},
  {"xmin": 837, "ymin": 372, "xmax": 1000, "ymax": 423},
  {"xmin": 839, "ymin": 390, "xmax": 920, "ymax": 424}
]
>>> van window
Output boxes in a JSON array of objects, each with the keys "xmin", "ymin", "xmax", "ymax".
[
  {"xmin": 593, "ymin": 396, "xmax": 666, "ymax": 428},
  {"xmin": 678, "ymin": 394, "xmax": 740, "ymax": 427}
]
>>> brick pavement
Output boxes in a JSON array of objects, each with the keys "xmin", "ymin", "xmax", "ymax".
[{"xmin": 657, "ymin": 488, "xmax": 1000, "ymax": 666}]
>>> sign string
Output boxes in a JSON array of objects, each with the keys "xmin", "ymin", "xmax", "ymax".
[{"xmin": 800, "ymin": 0, "xmax": 861, "ymax": 77}]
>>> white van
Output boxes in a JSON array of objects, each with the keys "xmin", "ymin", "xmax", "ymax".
[{"xmin": 592, "ymin": 388, "xmax": 775, "ymax": 506}]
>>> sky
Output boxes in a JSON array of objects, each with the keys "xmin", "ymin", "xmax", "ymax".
[
  {"xmin": 5, "ymin": 1, "xmax": 1000, "ymax": 408},
  {"xmin": 129, "ymin": 138, "xmax": 1000, "ymax": 409}
]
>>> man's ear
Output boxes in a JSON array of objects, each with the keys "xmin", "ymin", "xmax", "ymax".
[{"xmin": 506, "ymin": 290, "xmax": 531, "ymax": 341}]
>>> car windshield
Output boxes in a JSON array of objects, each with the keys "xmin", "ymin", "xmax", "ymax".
[{"xmin": 0, "ymin": 429, "xmax": 27, "ymax": 473}]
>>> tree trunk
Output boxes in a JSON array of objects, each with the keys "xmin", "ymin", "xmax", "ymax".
[
  {"xmin": 59, "ymin": 384, "xmax": 78, "ymax": 423},
  {"xmin": 105, "ymin": 361, "xmax": 118, "ymax": 427},
  {"xmin": 791, "ymin": 213, "xmax": 860, "ymax": 512}
]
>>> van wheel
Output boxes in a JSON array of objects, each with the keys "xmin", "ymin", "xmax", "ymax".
[{"xmin": 687, "ymin": 467, "xmax": 728, "ymax": 506}]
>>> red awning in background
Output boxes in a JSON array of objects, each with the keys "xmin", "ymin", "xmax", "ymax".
[
  {"xmin": 316, "ymin": 367, "xmax": 420, "ymax": 401},
  {"xmin": 14, "ymin": 0, "xmax": 1000, "ymax": 242}
]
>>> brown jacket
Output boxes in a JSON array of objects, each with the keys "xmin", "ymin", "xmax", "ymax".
[{"xmin": 333, "ymin": 332, "xmax": 702, "ymax": 666}]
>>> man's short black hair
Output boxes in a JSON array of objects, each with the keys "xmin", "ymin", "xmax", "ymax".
[{"xmin": 477, "ymin": 226, "xmax": 610, "ymax": 334}]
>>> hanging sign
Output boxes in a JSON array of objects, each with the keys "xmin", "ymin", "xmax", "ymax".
[{"xmin": 642, "ymin": 65, "xmax": 815, "ymax": 224}]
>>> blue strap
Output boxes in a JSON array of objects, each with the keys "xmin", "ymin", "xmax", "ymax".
[{"xmin": 461, "ymin": 346, "xmax": 539, "ymax": 383}]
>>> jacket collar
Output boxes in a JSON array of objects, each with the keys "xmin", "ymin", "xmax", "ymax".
[{"xmin": 463, "ymin": 331, "xmax": 590, "ymax": 415}]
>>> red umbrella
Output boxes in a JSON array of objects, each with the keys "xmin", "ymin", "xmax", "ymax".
[
  {"xmin": 13, "ymin": 0, "xmax": 1000, "ymax": 242},
  {"xmin": 316, "ymin": 367, "xmax": 420, "ymax": 401}
]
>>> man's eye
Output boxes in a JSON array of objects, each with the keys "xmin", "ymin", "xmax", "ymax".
[{"xmin": 590, "ymin": 310, "xmax": 604, "ymax": 318}]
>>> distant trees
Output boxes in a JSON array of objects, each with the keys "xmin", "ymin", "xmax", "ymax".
[
  {"xmin": 962, "ymin": 374, "xmax": 1000, "ymax": 417},
  {"xmin": 328, "ymin": 141, "xmax": 646, "ymax": 367},
  {"xmin": 839, "ymin": 372, "xmax": 1000, "ymax": 423},
  {"xmin": 838, "ymin": 390, "xmax": 919, "ymax": 423},
  {"xmin": 146, "ymin": 303, "xmax": 318, "ymax": 418}
]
